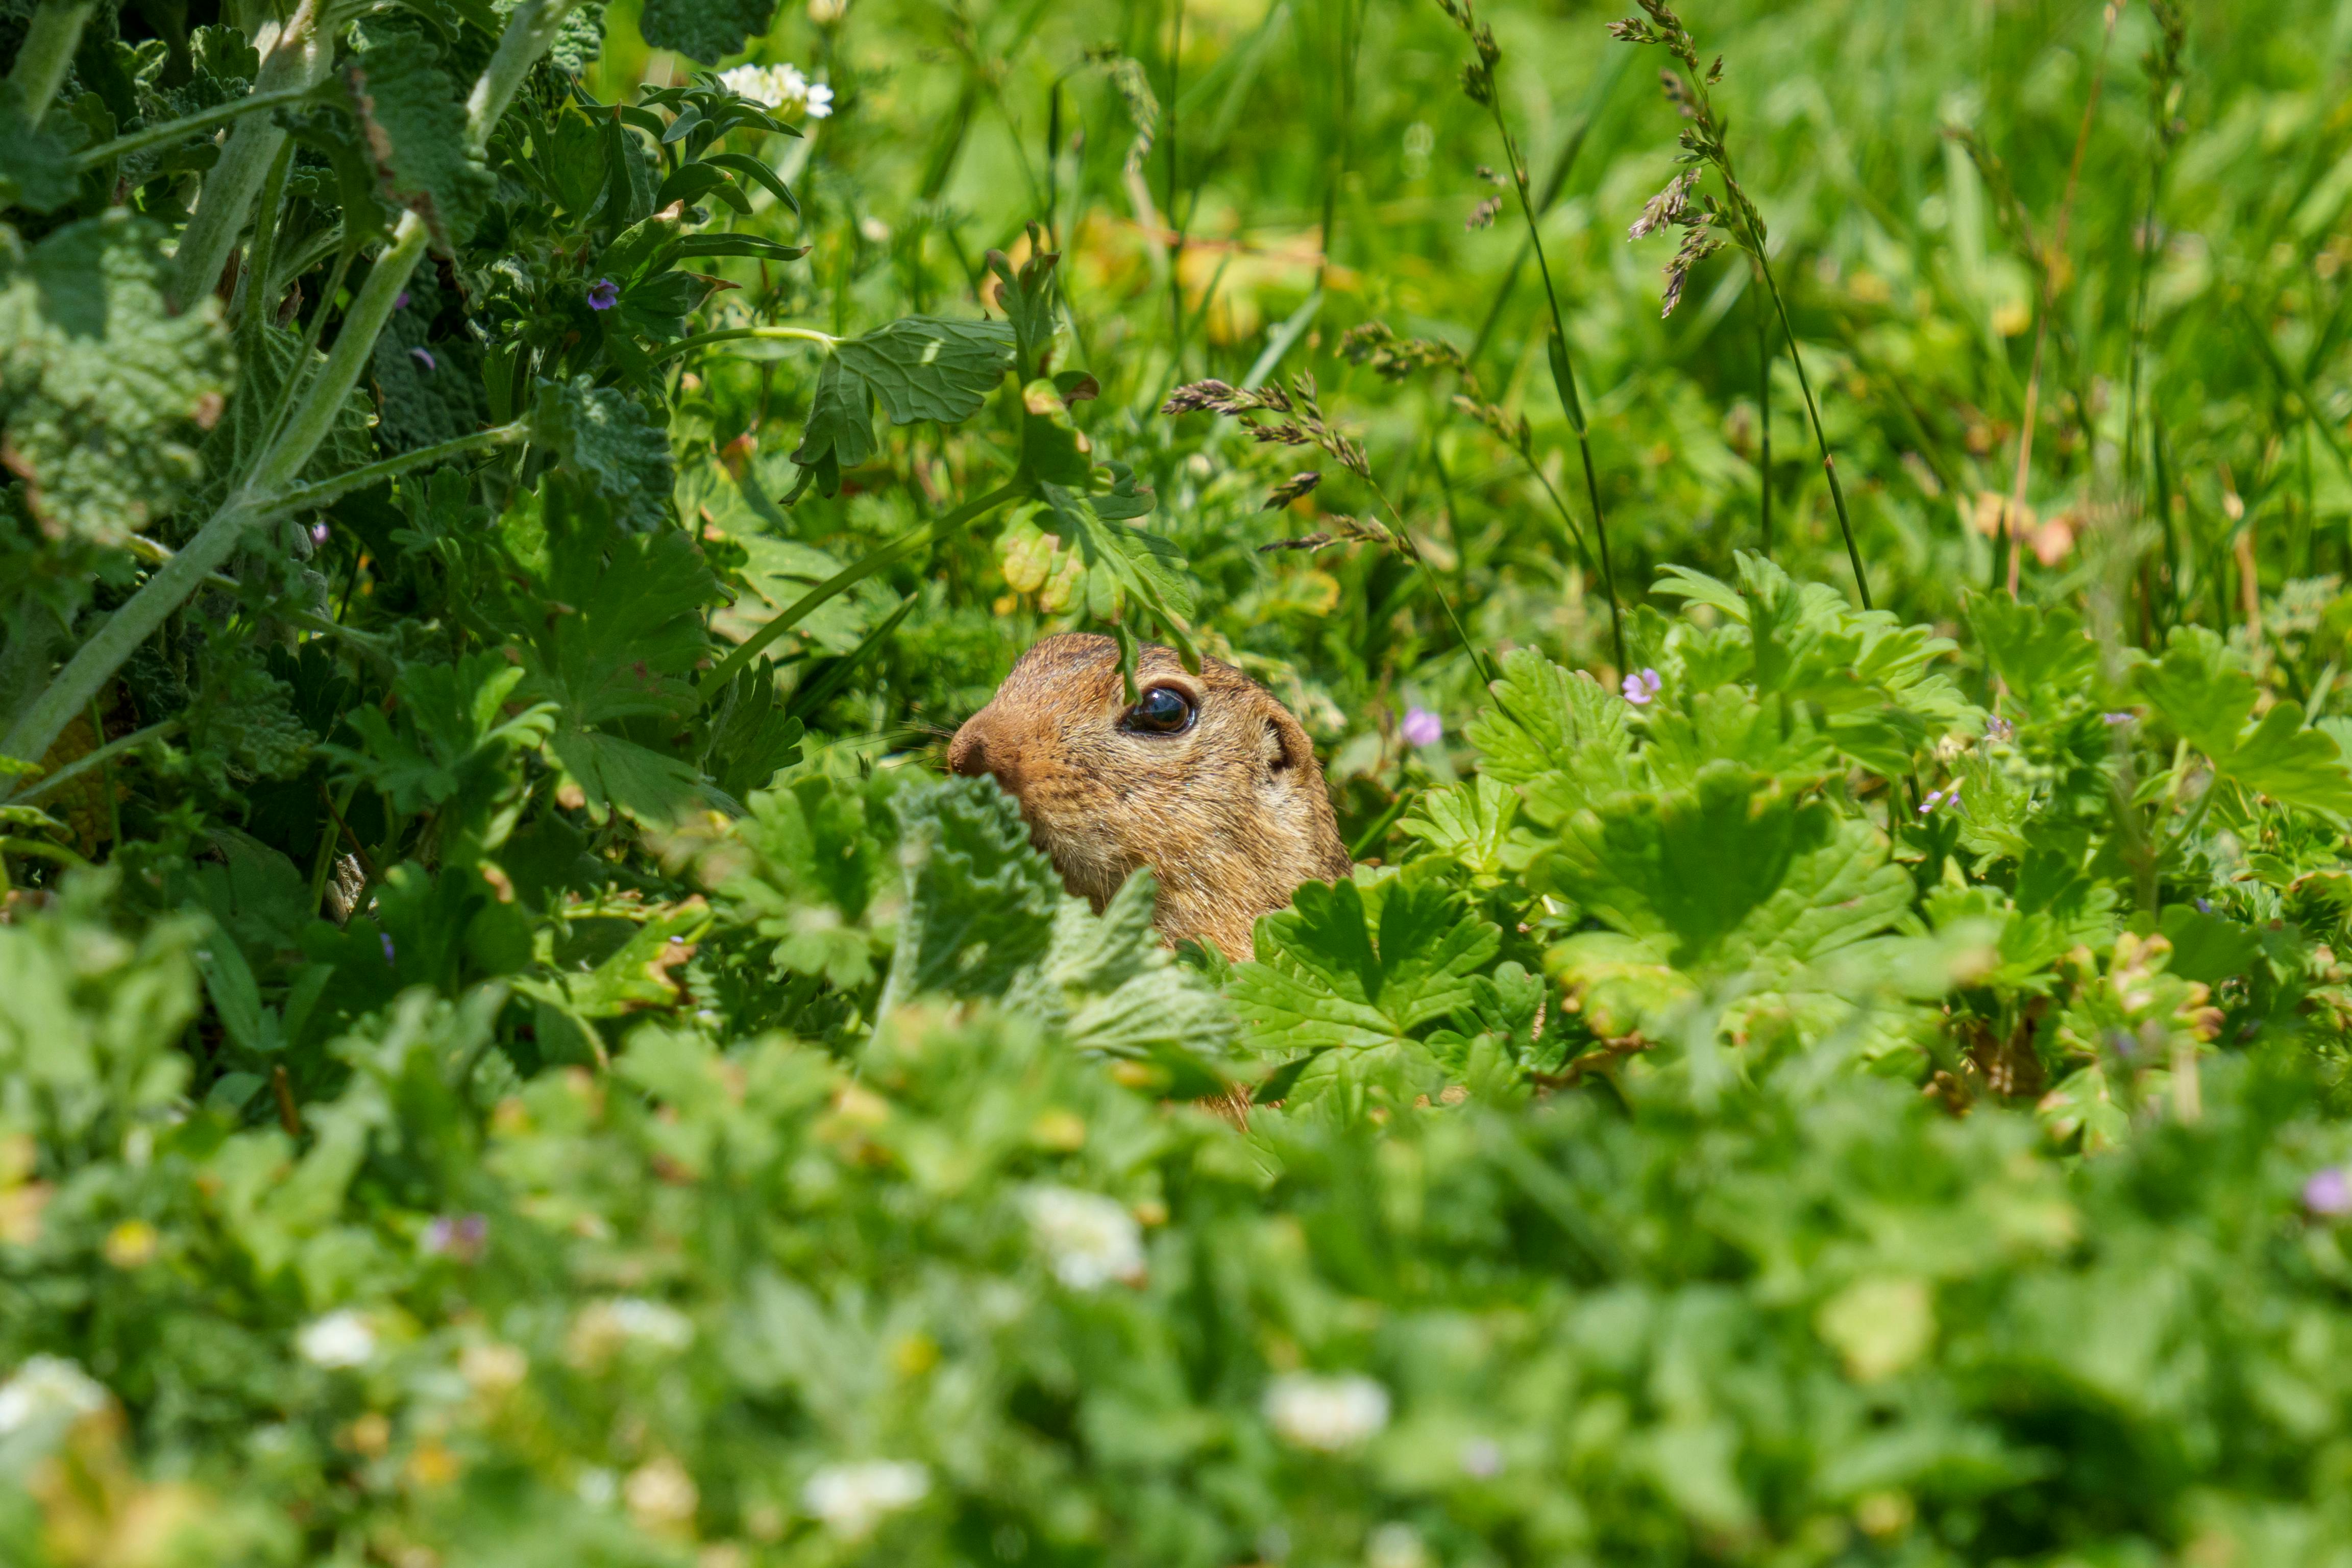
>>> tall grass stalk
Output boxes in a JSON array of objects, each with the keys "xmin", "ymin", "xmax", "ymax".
[
  {"xmin": 1992, "ymin": 4, "xmax": 2117, "ymax": 598},
  {"xmin": 1611, "ymin": 0, "xmax": 1873, "ymax": 609},
  {"xmin": 1438, "ymin": 0, "xmax": 1628, "ymax": 675}
]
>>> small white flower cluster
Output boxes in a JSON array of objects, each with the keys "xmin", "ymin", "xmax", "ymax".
[
  {"xmin": 0, "ymin": 1355, "xmax": 108, "ymax": 1436},
  {"xmin": 802, "ymin": 1459, "xmax": 930, "ymax": 1538},
  {"xmin": 1021, "ymin": 1186, "xmax": 1145, "ymax": 1290},
  {"xmin": 718, "ymin": 62, "xmax": 834, "ymax": 120},
  {"xmin": 1263, "ymin": 1371, "xmax": 1390, "ymax": 1452},
  {"xmin": 604, "ymin": 1296, "xmax": 695, "ymax": 1349},
  {"xmin": 297, "ymin": 1309, "xmax": 378, "ymax": 1369}
]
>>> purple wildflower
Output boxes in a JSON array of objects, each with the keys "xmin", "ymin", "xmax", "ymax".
[
  {"xmin": 586, "ymin": 277, "xmax": 620, "ymax": 311},
  {"xmin": 2196, "ymin": 898, "xmax": 2212, "ymax": 914},
  {"xmin": 395, "ymin": 290, "xmax": 410, "ymax": 310},
  {"xmin": 1919, "ymin": 778, "xmax": 1965, "ymax": 816},
  {"xmin": 1621, "ymin": 668, "xmax": 1662, "ymax": 705},
  {"xmin": 1986, "ymin": 716, "xmax": 2014, "ymax": 742},
  {"xmin": 2102, "ymin": 711, "xmax": 2134, "ymax": 726},
  {"xmin": 380, "ymin": 933, "xmax": 396, "ymax": 966},
  {"xmin": 1402, "ymin": 707, "xmax": 1443, "ymax": 748},
  {"xmin": 422, "ymin": 1213, "xmax": 489, "ymax": 1260},
  {"xmin": 309, "ymin": 521, "xmax": 330, "ymax": 546},
  {"xmin": 2305, "ymin": 1167, "xmax": 2352, "ymax": 1217},
  {"xmin": 409, "ymin": 346, "xmax": 436, "ymax": 372}
]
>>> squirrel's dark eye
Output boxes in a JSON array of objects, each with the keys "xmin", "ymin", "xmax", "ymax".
[{"xmin": 1121, "ymin": 684, "xmax": 1196, "ymax": 735}]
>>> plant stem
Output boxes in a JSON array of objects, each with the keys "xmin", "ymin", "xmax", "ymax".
[
  {"xmin": 12, "ymin": 720, "xmax": 182, "ymax": 807},
  {"xmin": 1485, "ymin": 95, "xmax": 1627, "ymax": 674},
  {"xmin": 697, "ymin": 480, "xmax": 1025, "ymax": 699},
  {"xmin": 232, "ymin": 135, "xmax": 296, "ymax": 337},
  {"xmin": 2000, "ymin": 6, "xmax": 2115, "ymax": 597},
  {"xmin": 167, "ymin": 0, "xmax": 331, "ymax": 313},
  {"xmin": 649, "ymin": 324, "xmax": 839, "ymax": 364},
  {"xmin": 6, "ymin": 0, "xmax": 94, "ymax": 120},
  {"xmin": 257, "ymin": 420, "xmax": 533, "ymax": 523},
  {"xmin": 1753, "ymin": 258, "xmax": 1870, "ymax": 610},
  {"xmin": 1756, "ymin": 273, "xmax": 1773, "ymax": 557},
  {"xmin": 69, "ymin": 84, "xmax": 321, "ymax": 174}
]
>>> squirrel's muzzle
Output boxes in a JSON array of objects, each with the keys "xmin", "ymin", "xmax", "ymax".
[{"xmin": 947, "ymin": 712, "xmax": 1020, "ymax": 795}]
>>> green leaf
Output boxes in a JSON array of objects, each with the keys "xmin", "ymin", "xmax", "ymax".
[
  {"xmin": 512, "ymin": 490, "xmax": 722, "ymax": 825},
  {"xmin": 342, "ymin": 32, "xmax": 495, "ymax": 251},
  {"xmin": 1967, "ymin": 592, "xmax": 2097, "ymax": 711},
  {"xmin": 788, "ymin": 317, "xmax": 1014, "ymax": 495},
  {"xmin": 186, "ymin": 320, "xmax": 375, "ymax": 521},
  {"xmin": 1227, "ymin": 862, "xmax": 1502, "ymax": 1051},
  {"xmin": 1541, "ymin": 765, "xmax": 1915, "ymax": 1039},
  {"xmin": 636, "ymin": 0, "xmax": 781, "ymax": 63},
  {"xmin": 885, "ymin": 775, "xmax": 1064, "ymax": 1001},
  {"xmin": 1463, "ymin": 647, "xmax": 1634, "ymax": 791},
  {"xmin": 532, "ymin": 377, "xmax": 675, "ymax": 532},
  {"xmin": 328, "ymin": 652, "xmax": 557, "ymax": 819},
  {"xmin": 1396, "ymin": 775, "xmax": 1520, "ymax": 883},
  {"xmin": 0, "ymin": 212, "xmax": 235, "ymax": 544},
  {"xmin": 703, "ymin": 659, "xmax": 805, "ymax": 802},
  {"xmin": 0, "ymin": 78, "xmax": 85, "ymax": 213},
  {"xmin": 2136, "ymin": 626, "xmax": 2352, "ymax": 817},
  {"xmin": 720, "ymin": 773, "xmax": 892, "ymax": 988}
]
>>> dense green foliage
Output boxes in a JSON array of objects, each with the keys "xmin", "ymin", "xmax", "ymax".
[{"xmin": 8, "ymin": 0, "xmax": 2352, "ymax": 1561}]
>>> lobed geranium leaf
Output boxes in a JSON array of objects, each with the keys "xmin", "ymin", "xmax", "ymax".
[{"xmin": 0, "ymin": 212, "xmax": 235, "ymax": 544}]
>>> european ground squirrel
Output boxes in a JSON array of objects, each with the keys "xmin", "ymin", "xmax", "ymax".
[{"xmin": 949, "ymin": 633, "xmax": 1352, "ymax": 961}]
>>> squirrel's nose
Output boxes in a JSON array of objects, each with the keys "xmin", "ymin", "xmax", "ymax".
[{"xmin": 948, "ymin": 715, "xmax": 1018, "ymax": 792}]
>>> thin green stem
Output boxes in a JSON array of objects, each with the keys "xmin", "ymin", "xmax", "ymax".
[
  {"xmin": 6, "ymin": 1, "xmax": 94, "ymax": 120},
  {"xmin": 1486, "ymin": 90, "xmax": 1628, "ymax": 673},
  {"xmin": 69, "ymin": 84, "xmax": 321, "ymax": 174},
  {"xmin": 12, "ymin": 720, "xmax": 182, "ymax": 807},
  {"xmin": 1755, "ymin": 259, "xmax": 1871, "ymax": 610},
  {"xmin": 697, "ymin": 480, "xmax": 1025, "ymax": 700},
  {"xmin": 232, "ymin": 135, "xmax": 296, "ymax": 338},
  {"xmin": 649, "ymin": 324, "xmax": 839, "ymax": 365},
  {"xmin": 257, "ymin": 420, "xmax": 533, "ymax": 523}
]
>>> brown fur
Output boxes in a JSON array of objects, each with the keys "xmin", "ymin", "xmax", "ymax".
[{"xmin": 948, "ymin": 634, "xmax": 1353, "ymax": 961}]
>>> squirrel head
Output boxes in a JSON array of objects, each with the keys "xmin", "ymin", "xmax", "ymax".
[{"xmin": 948, "ymin": 633, "xmax": 1353, "ymax": 960}]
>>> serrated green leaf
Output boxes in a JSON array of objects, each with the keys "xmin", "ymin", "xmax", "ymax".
[
  {"xmin": 1227, "ymin": 862, "xmax": 1501, "ymax": 1051},
  {"xmin": 1463, "ymin": 647, "xmax": 1634, "ymax": 794},
  {"xmin": 1397, "ymin": 775, "xmax": 1519, "ymax": 881},
  {"xmin": 533, "ymin": 376, "xmax": 675, "ymax": 532},
  {"xmin": 785, "ymin": 317, "xmax": 1013, "ymax": 495},
  {"xmin": 343, "ymin": 32, "xmax": 494, "ymax": 251},
  {"xmin": 0, "ymin": 212, "xmax": 235, "ymax": 544},
  {"xmin": 886, "ymin": 775, "xmax": 1064, "ymax": 1001},
  {"xmin": 2136, "ymin": 626, "xmax": 2352, "ymax": 817},
  {"xmin": 635, "ymin": 0, "xmax": 781, "ymax": 63},
  {"xmin": 0, "ymin": 78, "xmax": 85, "ymax": 212}
]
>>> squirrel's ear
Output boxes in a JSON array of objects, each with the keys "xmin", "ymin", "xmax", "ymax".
[{"xmin": 1261, "ymin": 713, "xmax": 1307, "ymax": 776}]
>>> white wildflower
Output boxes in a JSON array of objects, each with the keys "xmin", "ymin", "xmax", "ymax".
[
  {"xmin": 0, "ymin": 1356, "xmax": 108, "ymax": 1436},
  {"xmin": 606, "ymin": 1297, "xmax": 695, "ymax": 1349},
  {"xmin": 297, "ymin": 1309, "xmax": 377, "ymax": 1369},
  {"xmin": 1366, "ymin": 1522, "xmax": 1429, "ymax": 1568},
  {"xmin": 1021, "ymin": 1186, "xmax": 1145, "ymax": 1290},
  {"xmin": 718, "ymin": 62, "xmax": 834, "ymax": 119},
  {"xmin": 1264, "ymin": 1372, "xmax": 1390, "ymax": 1452},
  {"xmin": 802, "ymin": 1459, "xmax": 930, "ymax": 1538}
]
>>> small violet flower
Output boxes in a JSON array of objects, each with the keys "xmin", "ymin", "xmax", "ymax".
[
  {"xmin": 309, "ymin": 521, "xmax": 330, "ymax": 546},
  {"xmin": 1621, "ymin": 668, "xmax": 1662, "ymax": 705},
  {"xmin": 1918, "ymin": 778, "xmax": 1964, "ymax": 816},
  {"xmin": 394, "ymin": 290, "xmax": 410, "ymax": 310},
  {"xmin": 409, "ymin": 346, "xmax": 435, "ymax": 372},
  {"xmin": 380, "ymin": 933, "xmax": 396, "ymax": 966},
  {"xmin": 2305, "ymin": 1167, "xmax": 2352, "ymax": 1217},
  {"xmin": 1985, "ymin": 716, "xmax": 2015, "ymax": 743},
  {"xmin": 586, "ymin": 277, "xmax": 620, "ymax": 311},
  {"xmin": 2102, "ymin": 711, "xmax": 2135, "ymax": 727},
  {"xmin": 421, "ymin": 1213, "xmax": 488, "ymax": 1261},
  {"xmin": 1401, "ymin": 707, "xmax": 1443, "ymax": 748}
]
